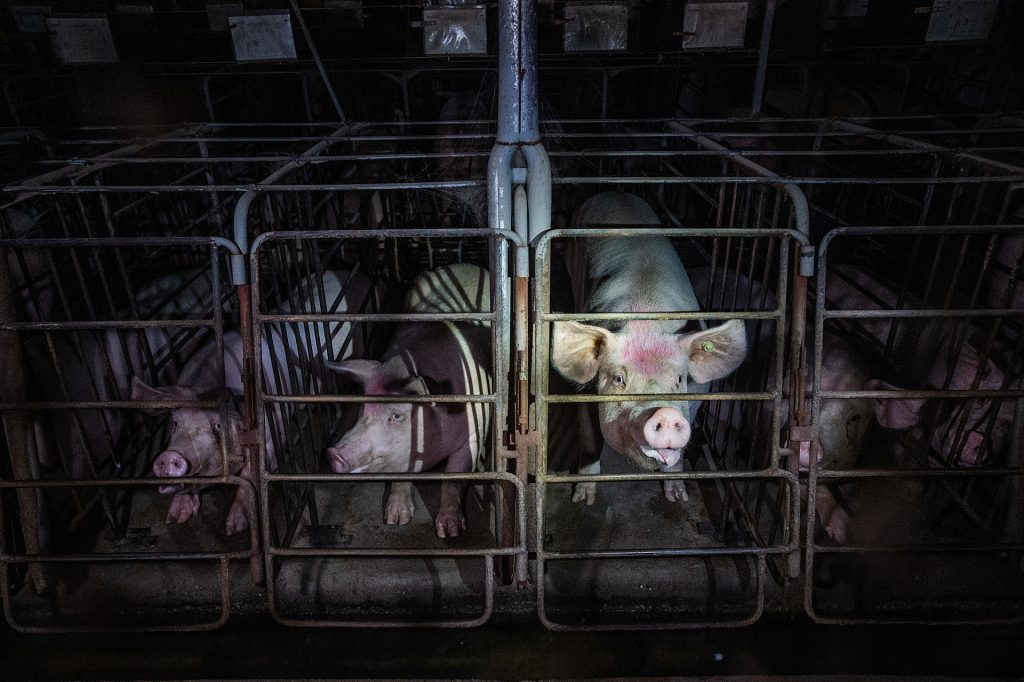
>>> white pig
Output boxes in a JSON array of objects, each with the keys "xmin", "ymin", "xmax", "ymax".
[
  {"xmin": 133, "ymin": 269, "xmax": 380, "ymax": 534},
  {"xmin": 551, "ymin": 192, "xmax": 748, "ymax": 505}
]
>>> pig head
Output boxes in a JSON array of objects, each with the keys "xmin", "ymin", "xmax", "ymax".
[
  {"xmin": 552, "ymin": 318, "xmax": 747, "ymax": 471},
  {"xmin": 131, "ymin": 377, "xmax": 249, "ymax": 535}
]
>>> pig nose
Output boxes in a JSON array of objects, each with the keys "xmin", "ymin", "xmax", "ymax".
[
  {"xmin": 326, "ymin": 447, "xmax": 351, "ymax": 474},
  {"xmin": 642, "ymin": 407, "xmax": 690, "ymax": 450},
  {"xmin": 153, "ymin": 450, "xmax": 188, "ymax": 478}
]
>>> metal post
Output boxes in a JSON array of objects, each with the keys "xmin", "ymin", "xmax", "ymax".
[{"xmin": 751, "ymin": 0, "xmax": 777, "ymax": 118}]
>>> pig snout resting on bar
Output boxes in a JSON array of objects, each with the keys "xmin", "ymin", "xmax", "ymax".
[
  {"xmin": 551, "ymin": 192, "xmax": 748, "ymax": 505},
  {"xmin": 135, "ymin": 269, "xmax": 378, "ymax": 535},
  {"xmin": 826, "ymin": 263, "xmax": 1009, "ymax": 467},
  {"xmin": 324, "ymin": 263, "xmax": 492, "ymax": 539}
]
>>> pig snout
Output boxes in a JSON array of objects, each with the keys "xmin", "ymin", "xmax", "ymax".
[
  {"xmin": 326, "ymin": 444, "xmax": 372, "ymax": 474},
  {"xmin": 633, "ymin": 407, "xmax": 690, "ymax": 467},
  {"xmin": 152, "ymin": 450, "xmax": 189, "ymax": 494}
]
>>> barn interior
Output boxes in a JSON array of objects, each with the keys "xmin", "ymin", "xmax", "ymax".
[{"xmin": 1, "ymin": 0, "xmax": 1024, "ymax": 678}]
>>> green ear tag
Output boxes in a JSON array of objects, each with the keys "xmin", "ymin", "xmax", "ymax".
[{"xmin": 701, "ymin": 340, "xmax": 715, "ymax": 353}]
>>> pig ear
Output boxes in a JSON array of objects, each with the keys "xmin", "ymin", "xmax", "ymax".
[
  {"xmin": 324, "ymin": 359, "xmax": 381, "ymax": 385},
  {"xmin": 130, "ymin": 377, "xmax": 196, "ymax": 413},
  {"xmin": 551, "ymin": 321, "xmax": 618, "ymax": 384},
  {"xmin": 864, "ymin": 379, "xmax": 924, "ymax": 429},
  {"xmin": 680, "ymin": 319, "xmax": 747, "ymax": 384},
  {"xmin": 402, "ymin": 376, "xmax": 429, "ymax": 396}
]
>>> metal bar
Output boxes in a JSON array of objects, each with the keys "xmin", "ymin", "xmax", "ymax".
[
  {"xmin": 287, "ymin": 0, "xmax": 345, "ymax": 122},
  {"xmin": 751, "ymin": 0, "xmax": 777, "ymax": 117}
]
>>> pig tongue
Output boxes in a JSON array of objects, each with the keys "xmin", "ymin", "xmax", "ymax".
[
  {"xmin": 642, "ymin": 445, "xmax": 681, "ymax": 467},
  {"xmin": 158, "ymin": 484, "xmax": 181, "ymax": 494}
]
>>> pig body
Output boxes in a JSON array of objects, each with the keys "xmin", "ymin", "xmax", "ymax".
[
  {"xmin": 135, "ymin": 269, "xmax": 380, "ymax": 535},
  {"xmin": 324, "ymin": 263, "xmax": 492, "ymax": 538},
  {"xmin": 825, "ymin": 263, "xmax": 1008, "ymax": 467},
  {"xmin": 551, "ymin": 192, "xmax": 748, "ymax": 505},
  {"xmin": 690, "ymin": 266, "xmax": 920, "ymax": 543}
]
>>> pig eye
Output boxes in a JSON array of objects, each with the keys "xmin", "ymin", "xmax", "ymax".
[
  {"xmin": 676, "ymin": 374, "xmax": 684, "ymax": 386},
  {"xmin": 212, "ymin": 421, "xmax": 221, "ymax": 432},
  {"xmin": 389, "ymin": 412, "xmax": 404, "ymax": 423},
  {"xmin": 849, "ymin": 414, "xmax": 860, "ymax": 423},
  {"xmin": 613, "ymin": 373, "xmax": 625, "ymax": 386}
]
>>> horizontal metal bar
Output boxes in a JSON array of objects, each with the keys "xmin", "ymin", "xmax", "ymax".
[
  {"xmin": 539, "ymin": 310, "xmax": 781, "ymax": 322},
  {"xmin": 267, "ymin": 546, "xmax": 521, "ymax": 558},
  {"xmin": 0, "ymin": 400, "xmax": 221, "ymax": 410},
  {"xmin": 551, "ymin": 176, "xmax": 1024, "ymax": 185},
  {"xmin": 812, "ymin": 543, "xmax": 1024, "ymax": 554},
  {"xmin": 0, "ymin": 319, "xmax": 217, "ymax": 331},
  {"xmin": 2, "ymin": 550, "xmax": 251, "ymax": 562},
  {"xmin": 814, "ymin": 467, "xmax": 1024, "ymax": 479},
  {"xmin": 824, "ymin": 308, "xmax": 1024, "ymax": 319},
  {"xmin": 540, "ymin": 546, "xmax": 790, "ymax": 559},
  {"xmin": 258, "ymin": 312, "xmax": 495, "ymax": 323},
  {"xmin": 822, "ymin": 389, "xmax": 1024, "ymax": 399},
  {"xmin": 542, "ymin": 470, "xmax": 793, "ymax": 483},
  {"xmin": 542, "ymin": 392, "xmax": 775, "ymax": 403},
  {"xmin": 264, "ymin": 471, "xmax": 523, "ymax": 483},
  {"xmin": 0, "ymin": 474, "xmax": 250, "ymax": 488},
  {"xmin": 260, "ymin": 394, "xmax": 497, "ymax": 404},
  {"xmin": 0, "ymin": 236, "xmax": 240, "ymax": 253},
  {"xmin": 251, "ymin": 227, "xmax": 525, "ymax": 249}
]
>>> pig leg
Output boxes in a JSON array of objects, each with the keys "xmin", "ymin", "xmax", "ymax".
[
  {"xmin": 815, "ymin": 484, "xmax": 850, "ymax": 544},
  {"xmin": 435, "ymin": 446, "xmax": 473, "ymax": 538},
  {"xmin": 662, "ymin": 460, "xmax": 689, "ymax": 503},
  {"xmin": 167, "ymin": 490, "xmax": 201, "ymax": 525},
  {"xmin": 572, "ymin": 459, "xmax": 600, "ymax": 505},
  {"xmin": 385, "ymin": 481, "xmax": 415, "ymax": 525},
  {"xmin": 224, "ymin": 454, "xmax": 252, "ymax": 536}
]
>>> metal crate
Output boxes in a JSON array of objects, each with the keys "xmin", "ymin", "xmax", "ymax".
[
  {"xmin": 704, "ymin": 113, "xmax": 1024, "ymax": 622},
  {"xmin": 251, "ymin": 229, "xmax": 524, "ymax": 627}
]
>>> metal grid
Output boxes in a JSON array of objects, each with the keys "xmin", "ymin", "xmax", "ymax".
[
  {"xmin": 699, "ymin": 113, "xmax": 1024, "ymax": 622},
  {"xmin": 250, "ymin": 228, "xmax": 524, "ymax": 627},
  {"xmin": 0, "ymin": 235, "xmax": 257, "ymax": 632}
]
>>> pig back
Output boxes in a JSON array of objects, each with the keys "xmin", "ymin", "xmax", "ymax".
[
  {"xmin": 404, "ymin": 263, "xmax": 491, "ymax": 322},
  {"xmin": 386, "ymin": 321, "xmax": 492, "ymax": 472}
]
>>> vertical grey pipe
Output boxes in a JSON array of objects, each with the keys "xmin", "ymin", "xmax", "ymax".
[
  {"xmin": 496, "ymin": 0, "xmax": 540, "ymax": 144},
  {"xmin": 751, "ymin": 0, "xmax": 777, "ymax": 118}
]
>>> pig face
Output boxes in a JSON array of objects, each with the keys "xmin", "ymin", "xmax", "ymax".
[
  {"xmin": 323, "ymin": 356, "xmax": 431, "ymax": 474},
  {"xmin": 811, "ymin": 379, "xmax": 924, "ymax": 472},
  {"xmin": 131, "ymin": 377, "xmax": 237, "ymax": 493},
  {"xmin": 552, "ymin": 319, "xmax": 747, "ymax": 470}
]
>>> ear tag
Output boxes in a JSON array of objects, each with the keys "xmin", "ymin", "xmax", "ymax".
[{"xmin": 702, "ymin": 340, "xmax": 715, "ymax": 353}]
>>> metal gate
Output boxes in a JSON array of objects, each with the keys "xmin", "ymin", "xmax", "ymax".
[
  {"xmin": 251, "ymin": 228, "xmax": 525, "ymax": 626},
  {"xmin": 0, "ymin": 232, "xmax": 256, "ymax": 632}
]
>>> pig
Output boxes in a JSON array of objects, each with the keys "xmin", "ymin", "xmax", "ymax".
[
  {"xmin": 691, "ymin": 266, "xmax": 922, "ymax": 543},
  {"xmin": 825, "ymin": 263, "xmax": 1008, "ymax": 467},
  {"xmin": 132, "ymin": 269, "xmax": 380, "ymax": 534},
  {"xmin": 323, "ymin": 263, "xmax": 492, "ymax": 538},
  {"xmin": 25, "ymin": 268, "xmax": 228, "ymax": 481},
  {"xmin": 987, "ymin": 233, "xmax": 1024, "ymax": 313},
  {"xmin": 551, "ymin": 192, "xmax": 748, "ymax": 505}
]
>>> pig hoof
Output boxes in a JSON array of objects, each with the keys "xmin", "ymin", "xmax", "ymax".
[
  {"xmin": 224, "ymin": 503, "xmax": 249, "ymax": 536},
  {"xmin": 385, "ymin": 497, "xmax": 415, "ymax": 525},
  {"xmin": 434, "ymin": 508, "xmax": 466, "ymax": 539},
  {"xmin": 571, "ymin": 482, "xmax": 597, "ymax": 505},
  {"xmin": 663, "ymin": 479, "xmax": 689, "ymax": 503},
  {"xmin": 166, "ymin": 492, "xmax": 200, "ymax": 525}
]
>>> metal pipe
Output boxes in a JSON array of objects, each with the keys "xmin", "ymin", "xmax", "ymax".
[
  {"xmin": 231, "ymin": 125, "xmax": 350, "ymax": 285},
  {"xmin": 287, "ymin": 0, "xmax": 345, "ymax": 122},
  {"xmin": 751, "ymin": 0, "xmax": 777, "ymax": 117},
  {"xmin": 496, "ymin": 0, "xmax": 540, "ymax": 144}
]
